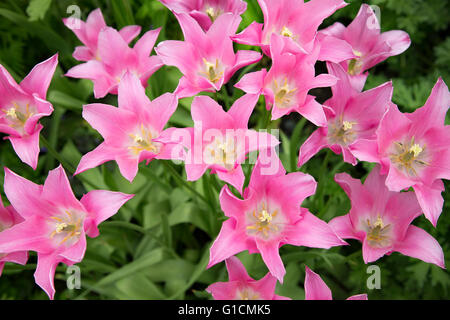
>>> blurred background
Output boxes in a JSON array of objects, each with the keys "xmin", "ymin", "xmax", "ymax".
[{"xmin": 0, "ymin": 0, "xmax": 448, "ymax": 299}]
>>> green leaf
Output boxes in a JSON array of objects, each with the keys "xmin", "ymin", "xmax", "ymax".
[{"xmin": 26, "ymin": 0, "xmax": 52, "ymax": 21}]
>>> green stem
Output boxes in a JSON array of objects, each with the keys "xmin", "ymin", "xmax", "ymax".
[
  {"xmin": 161, "ymin": 161, "xmax": 209, "ymax": 205},
  {"xmin": 40, "ymin": 135, "xmax": 76, "ymax": 173}
]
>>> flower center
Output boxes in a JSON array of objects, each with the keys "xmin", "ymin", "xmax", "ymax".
[
  {"xmin": 280, "ymin": 26, "xmax": 294, "ymax": 38},
  {"xmin": 205, "ymin": 6, "xmax": 221, "ymax": 21},
  {"xmin": 128, "ymin": 125, "xmax": 161, "ymax": 156},
  {"xmin": 205, "ymin": 137, "xmax": 237, "ymax": 170},
  {"xmin": 246, "ymin": 202, "xmax": 281, "ymax": 239},
  {"xmin": 2, "ymin": 102, "xmax": 34, "ymax": 132},
  {"xmin": 327, "ymin": 118, "xmax": 358, "ymax": 146},
  {"xmin": 200, "ymin": 58, "xmax": 224, "ymax": 84},
  {"xmin": 273, "ymin": 78, "xmax": 297, "ymax": 108},
  {"xmin": 390, "ymin": 137, "xmax": 428, "ymax": 177},
  {"xmin": 365, "ymin": 215, "xmax": 391, "ymax": 248},
  {"xmin": 348, "ymin": 50, "xmax": 363, "ymax": 76},
  {"xmin": 237, "ymin": 288, "xmax": 260, "ymax": 300},
  {"xmin": 49, "ymin": 210, "xmax": 83, "ymax": 246}
]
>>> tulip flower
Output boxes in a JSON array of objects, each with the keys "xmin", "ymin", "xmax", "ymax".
[
  {"xmin": 0, "ymin": 166, "xmax": 134, "ymax": 299},
  {"xmin": 305, "ymin": 266, "xmax": 367, "ymax": 300},
  {"xmin": 158, "ymin": 0, "xmax": 247, "ymax": 31},
  {"xmin": 298, "ymin": 62, "xmax": 392, "ymax": 166},
  {"xmin": 156, "ymin": 12, "xmax": 261, "ymax": 98},
  {"xmin": 352, "ymin": 78, "xmax": 450, "ymax": 226},
  {"xmin": 0, "ymin": 196, "xmax": 28, "ymax": 276},
  {"xmin": 208, "ymin": 151, "xmax": 346, "ymax": 282},
  {"xmin": 0, "ymin": 54, "xmax": 58, "ymax": 169},
  {"xmin": 63, "ymin": 8, "xmax": 142, "ymax": 62},
  {"xmin": 232, "ymin": 0, "xmax": 347, "ymax": 56},
  {"xmin": 235, "ymin": 34, "xmax": 337, "ymax": 123},
  {"xmin": 76, "ymin": 72, "xmax": 184, "ymax": 182},
  {"xmin": 318, "ymin": 4, "xmax": 411, "ymax": 91},
  {"xmin": 66, "ymin": 27, "xmax": 163, "ymax": 98},
  {"xmin": 206, "ymin": 256, "xmax": 290, "ymax": 300},
  {"xmin": 329, "ymin": 165, "xmax": 445, "ymax": 267},
  {"xmin": 179, "ymin": 94, "xmax": 278, "ymax": 193}
]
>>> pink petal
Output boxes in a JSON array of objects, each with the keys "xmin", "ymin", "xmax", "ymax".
[
  {"xmin": 219, "ymin": 185, "xmax": 251, "ymax": 220},
  {"xmin": 118, "ymin": 71, "xmax": 151, "ymax": 114},
  {"xmin": 304, "ymin": 266, "xmax": 332, "ymax": 300},
  {"xmin": 34, "ymin": 253, "xmax": 62, "ymax": 300},
  {"xmin": 362, "ymin": 237, "xmax": 392, "ymax": 264},
  {"xmin": 225, "ymin": 256, "xmax": 253, "ymax": 282},
  {"xmin": 119, "ymin": 25, "xmax": 142, "ymax": 44},
  {"xmin": 349, "ymin": 139, "xmax": 380, "ymax": 163},
  {"xmin": 20, "ymin": 54, "xmax": 58, "ymax": 99},
  {"xmin": 228, "ymin": 93, "xmax": 260, "ymax": 129},
  {"xmin": 43, "ymin": 165, "xmax": 83, "ymax": 211},
  {"xmin": 82, "ymin": 103, "xmax": 135, "ymax": 144},
  {"xmin": 318, "ymin": 35, "xmax": 356, "ymax": 63},
  {"xmin": 298, "ymin": 128, "xmax": 328, "ymax": 167},
  {"xmin": 0, "ymin": 216, "xmax": 53, "ymax": 254},
  {"xmin": 408, "ymin": 78, "xmax": 450, "ymax": 138},
  {"xmin": 59, "ymin": 231, "xmax": 86, "ymax": 262},
  {"xmin": 286, "ymin": 210, "xmax": 347, "ymax": 249},
  {"xmin": 72, "ymin": 46, "xmax": 93, "ymax": 61},
  {"xmin": 191, "ymin": 95, "xmax": 233, "ymax": 129},
  {"xmin": 256, "ymin": 238, "xmax": 285, "ymax": 283},
  {"xmin": 146, "ymin": 93, "xmax": 178, "ymax": 132},
  {"xmin": 394, "ymin": 225, "xmax": 445, "ymax": 268},
  {"xmin": 345, "ymin": 4, "xmax": 381, "ymax": 51},
  {"xmin": 115, "ymin": 153, "xmax": 140, "ymax": 182},
  {"xmin": 75, "ymin": 143, "xmax": 117, "ymax": 175},
  {"xmin": 81, "ymin": 190, "xmax": 134, "ymax": 237},
  {"xmin": 381, "ymin": 30, "xmax": 411, "ymax": 56},
  {"xmin": 134, "ymin": 28, "xmax": 161, "ymax": 58},
  {"xmin": 413, "ymin": 181, "xmax": 445, "ymax": 227},
  {"xmin": 208, "ymin": 218, "xmax": 250, "ymax": 268},
  {"xmin": 8, "ymin": 126, "xmax": 42, "ymax": 169},
  {"xmin": 231, "ymin": 21, "xmax": 263, "ymax": 46},
  {"xmin": 346, "ymin": 294, "xmax": 368, "ymax": 300},
  {"xmin": 297, "ymin": 96, "xmax": 327, "ymax": 127},
  {"xmin": 234, "ymin": 69, "xmax": 267, "ymax": 94},
  {"xmin": 329, "ymin": 214, "xmax": 359, "ymax": 240},
  {"xmin": 216, "ymin": 166, "xmax": 245, "ymax": 194},
  {"xmin": 227, "ymin": 50, "xmax": 262, "ymax": 80}
]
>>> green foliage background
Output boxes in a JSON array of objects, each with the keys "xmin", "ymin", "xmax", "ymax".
[{"xmin": 0, "ymin": 0, "xmax": 449, "ymax": 300}]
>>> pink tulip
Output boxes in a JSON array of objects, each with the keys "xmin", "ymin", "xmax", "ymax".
[
  {"xmin": 75, "ymin": 72, "xmax": 184, "ymax": 182},
  {"xmin": 158, "ymin": 0, "xmax": 247, "ymax": 30},
  {"xmin": 232, "ymin": 0, "xmax": 347, "ymax": 56},
  {"xmin": 0, "ymin": 54, "xmax": 58, "ymax": 169},
  {"xmin": 63, "ymin": 8, "xmax": 142, "ymax": 62},
  {"xmin": 155, "ymin": 12, "xmax": 261, "ymax": 98},
  {"xmin": 305, "ymin": 266, "xmax": 367, "ymax": 300},
  {"xmin": 352, "ymin": 78, "xmax": 450, "ymax": 226},
  {"xmin": 66, "ymin": 27, "xmax": 163, "ymax": 98},
  {"xmin": 329, "ymin": 165, "xmax": 445, "ymax": 267},
  {"xmin": 298, "ymin": 62, "xmax": 392, "ymax": 166},
  {"xmin": 206, "ymin": 256, "xmax": 290, "ymax": 300},
  {"xmin": 0, "ymin": 166, "xmax": 134, "ymax": 299},
  {"xmin": 318, "ymin": 4, "xmax": 411, "ymax": 91},
  {"xmin": 208, "ymin": 151, "xmax": 346, "ymax": 282},
  {"xmin": 178, "ymin": 94, "xmax": 278, "ymax": 193},
  {"xmin": 0, "ymin": 196, "xmax": 28, "ymax": 276},
  {"xmin": 235, "ymin": 34, "xmax": 337, "ymax": 123}
]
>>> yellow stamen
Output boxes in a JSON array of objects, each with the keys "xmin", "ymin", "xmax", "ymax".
[
  {"xmin": 281, "ymin": 26, "xmax": 293, "ymax": 38},
  {"xmin": 343, "ymin": 121, "xmax": 356, "ymax": 131},
  {"xmin": 409, "ymin": 144, "xmax": 423, "ymax": 157},
  {"xmin": 259, "ymin": 209, "xmax": 273, "ymax": 223},
  {"xmin": 6, "ymin": 108, "xmax": 17, "ymax": 118}
]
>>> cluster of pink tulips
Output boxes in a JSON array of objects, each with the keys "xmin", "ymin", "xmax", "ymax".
[{"xmin": 0, "ymin": 0, "xmax": 448, "ymax": 300}]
